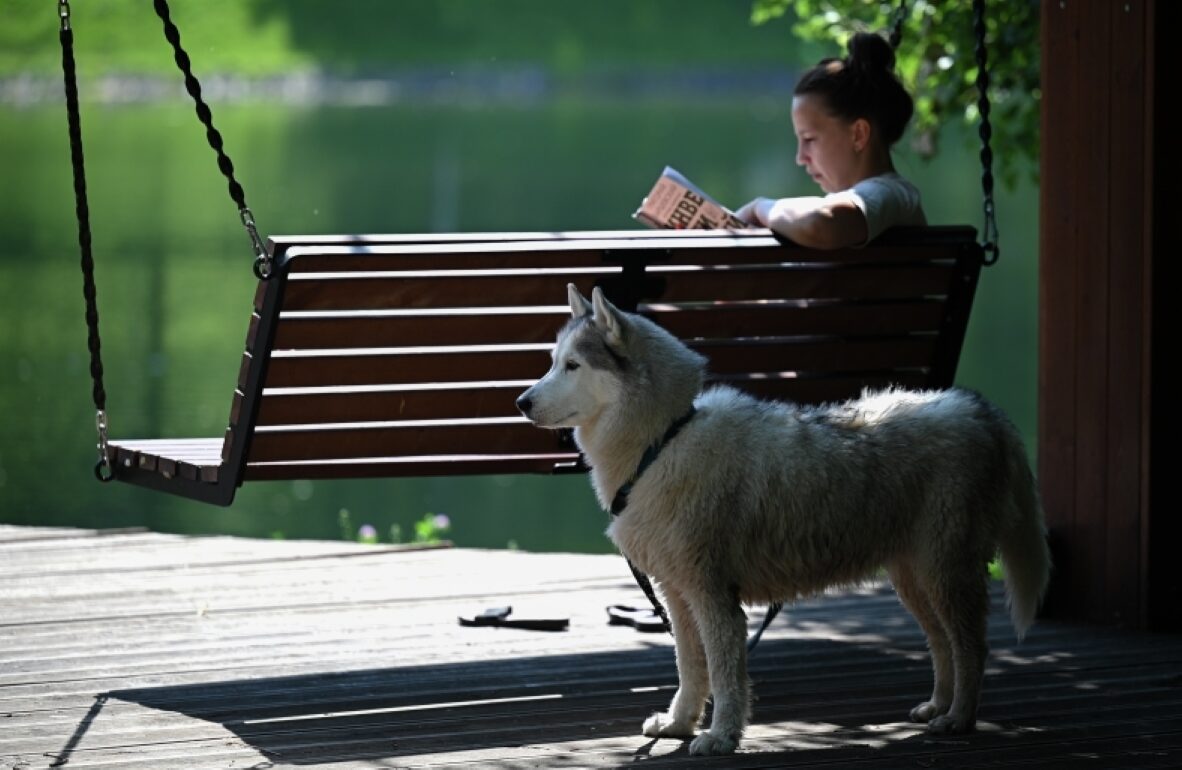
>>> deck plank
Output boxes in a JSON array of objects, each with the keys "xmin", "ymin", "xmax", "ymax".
[{"xmin": 1, "ymin": 526, "xmax": 1180, "ymax": 769}]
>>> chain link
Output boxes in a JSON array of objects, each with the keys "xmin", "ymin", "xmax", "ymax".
[
  {"xmin": 973, "ymin": 0, "xmax": 1000, "ymax": 265},
  {"xmin": 888, "ymin": 0, "xmax": 908, "ymax": 50},
  {"xmin": 60, "ymin": 1, "xmax": 115, "ymax": 483},
  {"xmin": 152, "ymin": 0, "xmax": 269, "ymax": 279}
]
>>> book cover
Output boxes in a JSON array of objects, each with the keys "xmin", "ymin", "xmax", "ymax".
[{"xmin": 633, "ymin": 166, "xmax": 751, "ymax": 230}]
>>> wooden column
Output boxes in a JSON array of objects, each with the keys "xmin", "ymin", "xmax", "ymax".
[{"xmin": 1039, "ymin": 0, "xmax": 1173, "ymax": 630}]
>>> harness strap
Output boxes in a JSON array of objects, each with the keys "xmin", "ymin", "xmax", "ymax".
[
  {"xmin": 608, "ymin": 405, "xmax": 780, "ymax": 653},
  {"xmin": 611, "ymin": 406, "xmax": 697, "ymax": 516}
]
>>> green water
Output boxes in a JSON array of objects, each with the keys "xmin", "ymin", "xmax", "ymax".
[{"xmin": 0, "ymin": 97, "xmax": 1038, "ymax": 551}]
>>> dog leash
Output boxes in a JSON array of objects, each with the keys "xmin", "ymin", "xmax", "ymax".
[
  {"xmin": 607, "ymin": 405, "xmax": 782, "ymax": 653},
  {"xmin": 610, "ymin": 406, "xmax": 698, "ymax": 638}
]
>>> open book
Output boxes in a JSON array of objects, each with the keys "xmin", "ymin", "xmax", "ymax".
[{"xmin": 633, "ymin": 166, "xmax": 752, "ymax": 230}]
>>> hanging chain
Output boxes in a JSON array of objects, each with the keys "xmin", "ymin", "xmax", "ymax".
[
  {"xmin": 888, "ymin": 0, "xmax": 908, "ymax": 50},
  {"xmin": 151, "ymin": 0, "xmax": 272, "ymax": 278},
  {"xmin": 59, "ymin": 0, "xmax": 113, "ymax": 482},
  {"xmin": 973, "ymin": 0, "xmax": 1000, "ymax": 265}
]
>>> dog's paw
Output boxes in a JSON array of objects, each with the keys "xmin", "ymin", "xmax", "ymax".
[
  {"xmin": 688, "ymin": 730, "xmax": 739, "ymax": 756},
  {"xmin": 926, "ymin": 713, "xmax": 976, "ymax": 735},
  {"xmin": 908, "ymin": 700, "xmax": 949, "ymax": 723},
  {"xmin": 642, "ymin": 711, "xmax": 696, "ymax": 739}
]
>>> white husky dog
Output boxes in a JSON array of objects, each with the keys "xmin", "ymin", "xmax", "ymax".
[{"xmin": 516, "ymin": 285, "xmax": 1051, "ymax": 756}]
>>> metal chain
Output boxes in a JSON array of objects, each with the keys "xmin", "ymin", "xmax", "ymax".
[
  {"xmin": 973, "ymin": 0, "xmax": 1000, "ymax": 265},
  {"xmin": 151, "ymin": 0, "xmax": 272, "ymax": 278},
  {"xmin": 58, "ymin": 0, "xmax": 113, "ymax": 482},
  {"xmin": 888, "ymin": 0, "xmax": 908, "ymax": 50}
]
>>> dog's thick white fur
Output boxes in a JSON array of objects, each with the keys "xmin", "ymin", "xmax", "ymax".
[{"xmin": 517, "ymin": 285, "xmax": 1052, "ymax": 756}]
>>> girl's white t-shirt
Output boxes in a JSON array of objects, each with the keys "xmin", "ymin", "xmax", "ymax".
[{"xmin": 828, "ymin": 172, "xmax": 927, "ymax": 244}]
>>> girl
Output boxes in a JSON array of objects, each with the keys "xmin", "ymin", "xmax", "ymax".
[{"xmin": 736, "ymin": 31, "xmax": 926, "ymax": 248}]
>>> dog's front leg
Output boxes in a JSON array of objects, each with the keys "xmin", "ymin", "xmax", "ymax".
[
  {"xmin": 642, "ymin": 585, "xmax": 708, "ymax": 739},
  {"xmin": 688, "ymin": 589, "xmax": 749, "ymax": 756}
]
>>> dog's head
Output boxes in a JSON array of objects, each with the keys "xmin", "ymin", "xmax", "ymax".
[
  {"xmin": 515, "ymin": 285, "xmax": 629, "ymax": 429},
  {"xmin": 516, "ymin": 284, "xmax": 706, "ymax": 429}
]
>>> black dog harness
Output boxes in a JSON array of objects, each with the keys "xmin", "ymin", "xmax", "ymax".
[
  {"xmin": 611, "ymin": 406, "xmax": 698, "ymax": 517},
  {"xmin": 608, "ymin": 405, "xmax": 783, "ymax": 653}
]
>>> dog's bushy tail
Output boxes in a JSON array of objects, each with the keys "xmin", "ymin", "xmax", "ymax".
[{"xmin": 998, "ymin": 455, "xmax": 1052, "ymax": 641}]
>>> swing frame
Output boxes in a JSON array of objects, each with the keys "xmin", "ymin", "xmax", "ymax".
[{"xmin": 105, "ymin": 226, "xmax": 982, "ymax": 506}]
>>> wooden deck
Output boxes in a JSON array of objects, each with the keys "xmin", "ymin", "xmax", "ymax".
[{"xmin": 2, "ymin": 525, "xmax": 1180, "ymax": 769}]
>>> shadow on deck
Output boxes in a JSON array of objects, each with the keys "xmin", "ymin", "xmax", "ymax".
[{"xmin": 2, "ymin": 525, "xmax": 1180, "ymax": 769}]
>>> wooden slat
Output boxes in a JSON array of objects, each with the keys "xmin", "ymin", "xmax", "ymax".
[
  {"xmin": 253, "ymin": 370, "xmax": 933, "ymax": 429},
  {"xmin": 271, "ymin": 309, "xmax": 570, "ymax": 350},
  {"xmin": 268, "ymin": 302, "xmax": 940, "ymax": 354},
  {"xmin": 1103, "ymin": 0, "xmax": 1150, "ymax": 629},
  {"xmin": 279, "ymin": 264, "xmax": 954, "ymax": 313},
  {"xmin": 263, "ymin": 346, "xmax": 553, "ymax": 388},
  {"xmin": 270, "ymin": 225, "xmax": 977, "ymax": 251},
  {"xmin": 276, "ymin": 229, "xmax": 764, "ymax": 272},
  {"xmin": 245, "ymin": 418, "xmax": 565, "ymax": 464},
  {"xmin": 110, "ymin": 440, "xmax": 222, "ymax": 484},
  {"xmin": 259, "ymin": 336, "xmax": 934, "ymax": 392},
  {"xmin": 651, "ymin": 263, "xmax": 955, "ymax": 303},
  {"xmin": 282, "ymin": 269, "xmax": 616, "ymax": 311},
  {"xmin": 281, "ymin": 235, "xmax": 783, "ymax": 275},
  {"xmin": 268, "ymin": 301, "xmax": 946, "ymax": 353},
  {"xmin": 110, "ymin": 439, "xmax": 224, "ymax": 463},
  {"xmin": 648, "ymin": 300, "xmax": 946, "ymax": 340},
  {"xmin": 277, "ymin": 227, "xmax": 979, "ymax": 273},
  {"xmin": 244, "ymin": 453, "xmax": 580, "ymax": 480},
  {"xmin": 271, "ymin": 227, "xmax": 761, "ymax": 250},
  {"xmin": 255, "ymin": 383, "xmax": 529, "ymax": 425},
  {"xmin": 698, "ymin": 336, "xmax": 937, "ymax": 375},
  {"xmin": 1040, "ymin": 0, "xmax": 1118, "ymax": 626}
]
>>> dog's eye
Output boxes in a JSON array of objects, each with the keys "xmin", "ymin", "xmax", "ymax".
[{"xmin": 564, "ymin": 360, "xmax": 580, "ymax": 372}]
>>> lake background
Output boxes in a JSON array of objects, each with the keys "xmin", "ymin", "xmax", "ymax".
[{"xmin": 0, "ymin": 1, "xmax": 1038, "ymax": 553}]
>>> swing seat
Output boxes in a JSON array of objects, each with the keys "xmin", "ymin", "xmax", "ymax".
[{"xmin": 107, "ymin": 226, "xmax": 983, "ymax": 506}]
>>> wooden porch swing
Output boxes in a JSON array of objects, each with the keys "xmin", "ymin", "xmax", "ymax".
[{"xmin": 61, "ymin": 0, "xmax": 999, "ymax": 507}]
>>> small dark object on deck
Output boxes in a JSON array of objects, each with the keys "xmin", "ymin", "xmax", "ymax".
[
  {"xmin": 458, "ymin": 606, "xmax": 569, "ymax": 632},
  {"xmin": 606, "ymin": 604, "xmax": 666, "ymax": 633}
]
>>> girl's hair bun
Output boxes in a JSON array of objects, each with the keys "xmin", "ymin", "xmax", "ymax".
[{"xmin": 846, "ymin": 31, "xmax": 896, "ymax": 78}]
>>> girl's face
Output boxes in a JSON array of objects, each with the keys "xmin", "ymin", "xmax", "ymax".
[{"xmin": 791, "ymin": 93, "xmax": 866, "ymax": 194}]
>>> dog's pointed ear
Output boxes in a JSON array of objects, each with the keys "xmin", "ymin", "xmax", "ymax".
[
  {"xmin": 590, "ymin": 286, "xmax": 625, "ymax": 346},
  {"xmin": 568, "ymin": 283, "xmax": 592, "ymax": 318}
]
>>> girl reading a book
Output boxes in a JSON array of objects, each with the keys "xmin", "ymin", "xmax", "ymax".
[{"xmin": 735, "ymin": 31, "xmax": 925, "ymax": 249}]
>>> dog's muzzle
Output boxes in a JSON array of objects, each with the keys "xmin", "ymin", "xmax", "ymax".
[{"xmin": 515, "ymin": 394, "xmax": 533, "ymax": 418}]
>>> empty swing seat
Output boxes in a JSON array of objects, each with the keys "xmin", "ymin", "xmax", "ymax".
[{"xmin": 108, "ymin": 226, "xmax": 983, "ymax": 506}]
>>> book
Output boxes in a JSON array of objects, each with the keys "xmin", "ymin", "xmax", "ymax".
[{"xmin": 633, "ymin": 166, "xmax": 752, "ymax": 230}]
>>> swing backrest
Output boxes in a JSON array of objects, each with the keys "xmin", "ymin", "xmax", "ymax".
[{"xmin": 107, "ymin": 226, "xmax": 982, "ymax": 505}]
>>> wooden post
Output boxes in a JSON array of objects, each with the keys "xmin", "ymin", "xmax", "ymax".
[{"xmin": 1039, "ymin": 0, "xmax": 1175, "ymax": 630}]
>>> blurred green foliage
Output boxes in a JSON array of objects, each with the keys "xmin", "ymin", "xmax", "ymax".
[
  {"xmin": 751, "ymin": 0, "xmax": 1039, "ymax": 187},
  {"xmin": 4, "ymin": 0, "xmax": 807, "ymax": 77}
]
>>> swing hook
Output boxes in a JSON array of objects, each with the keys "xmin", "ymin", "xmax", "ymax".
[
  {"xmin": 241, "ymin": 207, "xmax": 272, "ymax": 279},
  {"xmin": 93, "ymin": 410, "xmax": 113, "ymax": 482}
]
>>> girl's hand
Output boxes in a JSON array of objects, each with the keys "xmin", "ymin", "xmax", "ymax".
[{"xmin": 735, "ymin": 198, "xmax": 772, "ymax": 225}]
